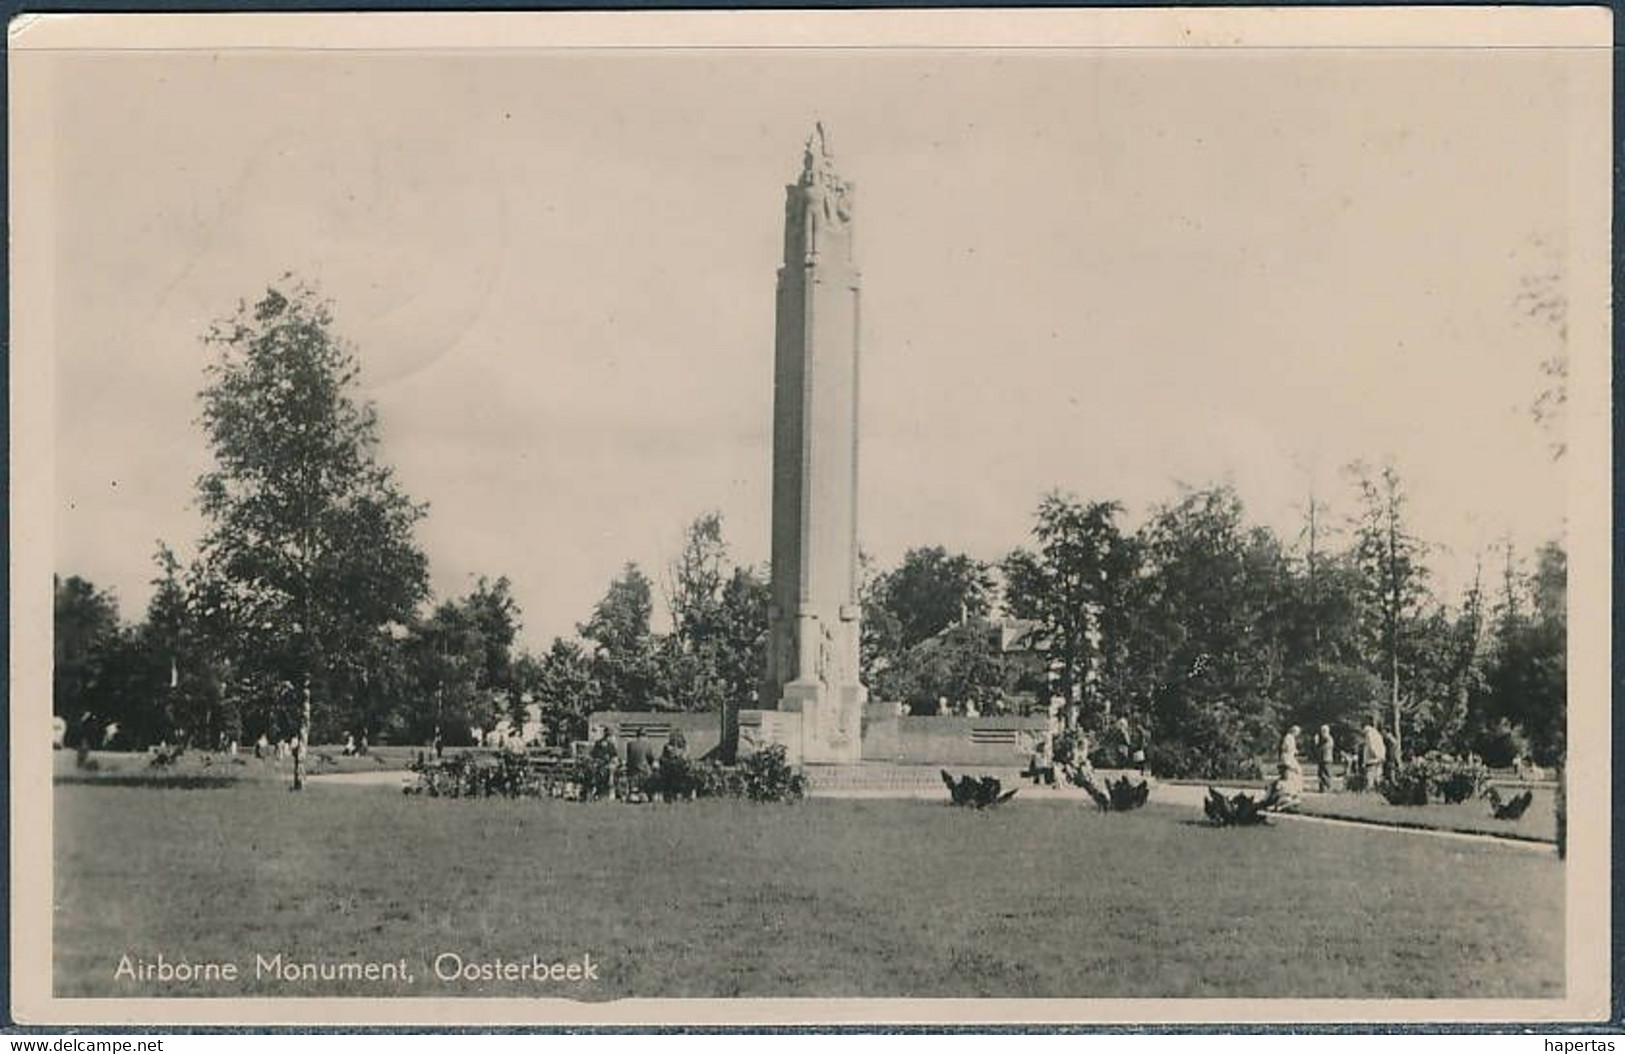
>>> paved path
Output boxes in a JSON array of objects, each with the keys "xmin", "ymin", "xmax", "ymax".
[
  {"xmin": 1151, "ymin": 782, "xmax": 1556, "ymax": 853},
  {"xmin": 310, "ymin": 767, "xmax": 1554, "ymax": 854},
  {"xmin": 309, "ymin": 769, "xmax": 416, "ymax": 788}
]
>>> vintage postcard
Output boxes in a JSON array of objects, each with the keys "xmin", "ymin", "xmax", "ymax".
[{"xmin": 9, "ymin": 7, "xmax": 1612, "ymax": 1027}]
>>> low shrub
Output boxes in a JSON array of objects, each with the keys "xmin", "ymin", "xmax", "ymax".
[
  {"xmin": 1142, "ymin": 741, "xmax": 1266, "ymax": 781},
  {"xmin": 1378, "ymin": 763, "xmax": 1429, "ymax": 806},
  {"xmin": 409, "ymin": 751, "xmax": 539, "ymax": 798},
  {"xmin": 738, "ymin": 744, "xmax": 805, "ymax": 803},
  {"xmin": 1421, "ymin": 753, "xmax": 1489, "ymax": 804},
  {"xmin": 405, "ymin": 745, "xmax": 806, "ymax": 804},
  {"xmin": 689, "ymin": 759, "xmax": 744, "ymax": 799},
  {"xmin": 1471, "ymin": 719, "xmax": 1530, "ymax": 769},
  {"xmin": 1376, "ymin": 753, "xmax": 1489, "ymax": 806},
  {"xmin": 637, "ymin": 748, "xmax": 800, "ymax": 803}
]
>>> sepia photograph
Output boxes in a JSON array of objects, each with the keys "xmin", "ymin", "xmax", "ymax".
[{"xmin": 8, "ymin": 8, "xmax": 1612, "ymax": 1027}]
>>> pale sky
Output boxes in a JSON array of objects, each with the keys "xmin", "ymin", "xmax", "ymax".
[{"xmin": 46, "ymin": 45, "xmax": 1579, "ymax": 648}]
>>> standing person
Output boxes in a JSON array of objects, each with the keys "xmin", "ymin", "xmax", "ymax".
[
  {"xmin": 75, "ymin": 712, "xmax": 95, "ymax": 768},
  {"xmin": 1027, "ymin": 737, "xmax": 1054, "ymax": 786},
  {"xmin": 1052, "ymin": 729, "xmax": 1076, "ymax": 770},
  {"xmin": 1315, "ymin": 725, "xmax": 1336, "ymax": 793},
  {"xmin": 1381, "ymin": 725, "xmax": 1400, "ymax": 784},
  {"xmin": 1361, "ymin": 720, "xmax": 1387, "ymax": 791},
  {"xmin": 1279, "ymin": 724, "xmax": 1302, "ymax": 776},
  {"xmin": 1131, "ymin": 719, "xmax": 1150, "ymax": 776},
  {"xmin": 624, "ymin": 728, "xmax": 656, "ymax": 802},
  {"xmin": 658, "ymin": 730, "xmax": 692, "ymax": 801},
  {"xmin": 587, "ymin": 726, "xmax": 620, "ymax": 801},
  {"xmin": 1112, "ymin": 716, "xmax": 1133, "ymax": 769}
]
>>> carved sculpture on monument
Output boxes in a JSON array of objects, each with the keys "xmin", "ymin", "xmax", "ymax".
[{"xmin": 763, "ymin": 123, "xmax": 868, "ymax": 764}]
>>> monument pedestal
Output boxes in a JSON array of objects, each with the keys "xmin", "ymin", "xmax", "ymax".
[{"xmin": 779, "ymin": 680, "xmax": 866, "ymax": 764}]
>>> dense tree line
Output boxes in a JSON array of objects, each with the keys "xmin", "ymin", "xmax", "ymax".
[
  {"xmin": 867, "ymin": 478, "xmax": 1564, "ymax": 779},
  {"xmin": 53, "ymin": 280, "xmax": 1566, "ymax": 780}
]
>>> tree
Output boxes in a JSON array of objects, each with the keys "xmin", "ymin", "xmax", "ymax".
[
  {"xmin": 1128, "ymin": 485, "xmax": 1291, "ymax": 777},
  {"xmin": 712, "ymin": 565, "xmax": 770, "ymax": 712},
  {"xmin": 1346, "ymin": 461, "xmax": 1430, "ymax": 755},
  {"xmin": 889, "ymin": 618, "xmax": 1006, "ymax": 715},
  {"xmin": 530, "ymin": 638, "xmax": 600, "ymax": 746},
  {"xmin": 397, "ymin": 580, "xmax": 521, "ymax": 747},
  {"xmin": 1399, "ymin": 588, "xmax": 1486, "ymax": 756},
  {"xmin": 579, "ymin": 563, "xmax": 659, "ymax": 711},
  {"xmin": 1278, "ymin": 492, "xmax": 1375, "ymax": 742},
  {"xmin": 858, "ymin": 551, "xmax": 904, "ymax": 691},
  {"xmin": 871, "ymin": 547, "xmax": 994, "ymax": 651},
  {"xmin": 667, "ymin": 511, "xmax": 728, "ymax": 648},
  {"xmin": 1475, "ymin": 540, "xmax": 1565, "ymax": 765},
  {"xmin": 190, "ymin": 279, "xmax": 430, "ymax": 787},
  {"xmin": 656, "ymin": 515, "xmax": 770, "ymax": 725},
  {"xmin": 392, "ymin": 577, "xmax": 524, "ymax": 746},
  {"xmin": 1003, "ymin": 494, "xmax": 1136, "ymax": 726},
  {"xmin": 139, "ymin": 543, "xmax": 232, "ymax": 748},
  {"xmin": 458, "ymin": 576, "xmax": 523, "ymax": 709},
  {"xmin": 53, "ymin": 574, "xmax": 122, "ymax": 730},
  {"xmin": 860, "ymin": 546, "xmax": 993, "ymax": 704},
  {"xmin": 1514, "ymin": 235, "xmax": 1568, "ymax": 460}
]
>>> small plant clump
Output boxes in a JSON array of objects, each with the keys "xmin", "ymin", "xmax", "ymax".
[
  {"xmin": 1202, "ymin": 787, "xmax": 1273, "ymax": 827},
  {"xmin": 1106, "ymin": 775, "xmax": 1150, "ymax": 811},
  {"xmin": 737, "ymin": 744, "xmax": 806, "ymax": 802},
  {"xmin": 405, "ymin": 744, "xmax": 807, "ymax": 803},
  {"xmin": 407, "ymin": 751, "xmax": 540, "ymax": 799},
  {"xmin": 647, "ymin": 745, "xmax": 805, "ymax": 803},
  {"xmin": 1378, "ymin": 753, "xmax": 1490, "ymax": 806},
  {"xmin": 1378, "ymin": 764, "xmax": 1429, "ymax": 806}
]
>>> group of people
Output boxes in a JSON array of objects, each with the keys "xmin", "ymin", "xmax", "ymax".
[
  {"xmin": 585, "ymin": 726, "xmax": 692, "ymax": 802},
  {"xmin": 1026, "ymin": 715, "xmax": 1150, "ymax": 788},
  {"xmin": 252, "ymin": 733, "xmax": 299, "ymax": 760},
  {"xmin": 1279, "ymin": 719, "xmax": 1400, "ymax": 796}
]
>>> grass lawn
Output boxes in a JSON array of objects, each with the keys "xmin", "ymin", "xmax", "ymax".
[
  {"xmin": 1295, "ymin": 789, "xmax": 1558, "ymax": 843},
  {"xmin": 54, "ymin": 780, "xmax": 1563, "ymax": 1001}
]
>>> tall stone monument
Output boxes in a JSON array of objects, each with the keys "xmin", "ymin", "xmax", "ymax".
[{"xmin": 762, "ymin": 123, "xmax": 867, "ymax": 764}]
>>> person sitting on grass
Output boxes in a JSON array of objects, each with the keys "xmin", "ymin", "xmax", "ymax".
[
  {"xmin": 1066, "ymin": 750, "xmax": 1111, "ymax": 810},
  {"xmin": 1026, "ymin": 738, "xmax": 1055, "ymax": 786},
  {"xmin": 1263, "ymin": 761, "xmax": 1303, "ymax": 813}
]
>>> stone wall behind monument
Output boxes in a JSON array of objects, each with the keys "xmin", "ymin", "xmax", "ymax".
[{"xmin": 588, "ymin": 709, "xmax": 1047, "ymax": 768}]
